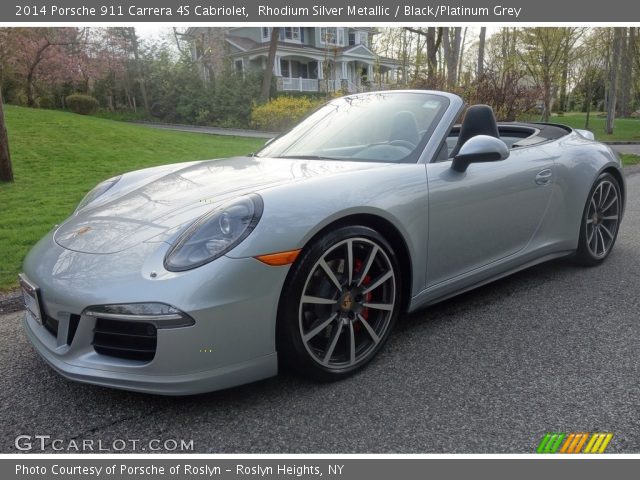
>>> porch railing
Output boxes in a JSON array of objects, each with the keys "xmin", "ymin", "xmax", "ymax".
[
  {"xmin": 277, "ymin": 77, "xmax": 395, "ymax": 94},
  {"xmin": 279, "ymin": 77, "xmax": 319, "ymax": 92}
]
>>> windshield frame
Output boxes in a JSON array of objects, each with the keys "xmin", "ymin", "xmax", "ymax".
[{"xmin": 255, "ymin": 91, "xmax": 453, "ymax": 164}]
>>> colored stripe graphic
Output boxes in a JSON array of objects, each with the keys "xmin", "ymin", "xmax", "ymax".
[
  {"xmin": 584, "ymin": 433, "xmax": 614, "ymax": 453},
  {"xmin": 559, "ymin": 433, "xmax": 575, "ymax": 453},
  {"xmin": 537, "ymin": 433, "xmax": 612, "ymax": 454},
  {"xmin": 537, "ymin": 433, "xmax": 565, "ymax": 453},
  {"xmin": 598, "ymin": 433, "xmax": 613, "ymax": 453},
  {"xmin": 571, "ymin": 433, "xmax": 588, "ymax": 453}
]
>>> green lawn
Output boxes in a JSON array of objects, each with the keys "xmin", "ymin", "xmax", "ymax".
[
  {"xmin": 621, "ymin": 153, "xmax": 640, "ymax": 166},
  {"xmin": 550, "ymin": 112, "xmax": 640, "ymax": 142},
  {"xmin": 0, "ymin": 106, "xmax": 265, "ymax": 291}
]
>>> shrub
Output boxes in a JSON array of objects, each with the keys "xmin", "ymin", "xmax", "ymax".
[
  {"xmin": 65, "ymin": 94, "xmax": 99, "ymax": 115},
  {"xmin": 36, "ymin": 96, "xmax": 56, "ymax": 109},
  {"xmin": 250, "ymin": 96, "xmax": 324, "ymax": 132},
  {"xmin": 208, "ymin": 70, "xmax": 266, "ymax": 128}
]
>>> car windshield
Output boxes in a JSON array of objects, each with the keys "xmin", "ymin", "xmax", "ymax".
[{"xmin": 256, "ymin": 92, "xmax": 449, "ymax": 163}]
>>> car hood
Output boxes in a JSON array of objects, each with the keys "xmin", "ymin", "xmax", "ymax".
[{"xmin": 54, "ymin": 156, "xmax": 381, "ymax": 254}]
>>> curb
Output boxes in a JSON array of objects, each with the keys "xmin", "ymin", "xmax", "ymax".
[
  {"xmin": 2, "ymin": 164, "xmax": 639, "ymax": 314},
  {"xmin": 604, "ymin": 141, "xmax": 640, "ymax": 145},
  {"xmin": 0, "ymin": 290, "xmax": 23, "ymax": 314},
  {"xmin": 624, "ymin": 164, "xmax": 640, "ymax": 176}
]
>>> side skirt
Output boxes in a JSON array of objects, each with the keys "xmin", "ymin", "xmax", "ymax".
[{"xmin": 408, "ymin": 250, "xmax": 574, "ymax": 312}]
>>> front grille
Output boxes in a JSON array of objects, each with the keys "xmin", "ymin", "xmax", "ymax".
[
  {"xmin": 43, "ymin": 314, "xmax": 59, "ymax": 337},
  {"xmin": 93, "ymin": 318, "xmax": 157, "ymax": 362}
]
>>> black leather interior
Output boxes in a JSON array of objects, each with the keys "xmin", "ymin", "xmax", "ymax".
[{"xmin": 449, "ymin": 105, "xmax": 500, "ymax": 158}]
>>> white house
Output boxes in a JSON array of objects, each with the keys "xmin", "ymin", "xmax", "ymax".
[{"xmin": 186, "ymin": 27, "xmax": 399, "ymax": 94}]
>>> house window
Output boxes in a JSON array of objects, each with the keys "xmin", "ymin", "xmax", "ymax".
[
  {"xmin": 234, "ymin": 59, "xmax": 244, "ymax": 74},
  {"xmin": 348, "ymin": 33, "xmax": 356, "ymax": 46},
  {"xmin": 280, "ymin": 27, "xmax": 301, "ymax": 42},
  {"xmin": 280, "ymin": 59, "xmax": 290, "ymax": 78},
  {"xmin": 289, "ymin": 61, "xmax": 309, "ymax": 79},
  {"xmin": 261, "ymin": 27, "xmax": 270, "ymax": 40},
  {"xmin": 321, "ymin": 27, "xmax": 344, "ymax": 46}
]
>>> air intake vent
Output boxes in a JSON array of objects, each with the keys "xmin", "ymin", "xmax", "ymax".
[
  {"xmin": 43, "ymin": 315, "xmax": 59, "ymax": 337},
  {"xmin": 67, "ymin": 314, "xmax": 81, "ymax": 345},
  {"xmin": 93, "ymin": 318, "xmax": 157, "ymax": 362}
]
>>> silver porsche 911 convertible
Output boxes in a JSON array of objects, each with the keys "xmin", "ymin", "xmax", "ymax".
[{"xmin": 20, "ymin": 90, "xmax": 625, "ymax": 395}]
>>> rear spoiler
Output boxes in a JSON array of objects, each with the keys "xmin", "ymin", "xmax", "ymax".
[{"xmin": 574, "ymin": 129, "xmax": 595, "ymax": 141}]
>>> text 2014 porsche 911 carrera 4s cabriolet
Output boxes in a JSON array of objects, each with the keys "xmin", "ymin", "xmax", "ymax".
[{"xmin": 20, "ymin": 90, "xmax": 625, "ymax": 395}]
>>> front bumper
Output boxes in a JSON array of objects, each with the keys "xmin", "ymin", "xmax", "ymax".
[{"xmin": 21, "ymin": 231, "xmax": 288, "ymax": 395}]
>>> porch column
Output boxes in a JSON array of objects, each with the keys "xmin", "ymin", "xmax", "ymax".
[
  {"xmin": 317, "ymin": 60, "xmax": 324, "ymax": 80},
  {"xmin": 366, "ymin": 63, "xmax": 373, "ymax": 81},
  {"xmin": 341, "ymin": 61, "xmax": 348, "ymax": 79},
  {"xmin": 273, "ymin": 55, "xmax": 281, "ymax": 76}
]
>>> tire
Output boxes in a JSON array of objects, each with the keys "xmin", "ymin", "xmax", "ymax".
[
  {"xmin": 277, "ymin": 225, "xmax": 402, "ymax": 381},
  {"xmin": 574, "ymin": 172, "xmax": 621, "ymax": 266}
]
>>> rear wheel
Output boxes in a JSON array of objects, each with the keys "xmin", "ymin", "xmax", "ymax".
[
  {"xmin": 277, "ymin": 226, "xmax": 401, "ymax": 381},
  {"xmin": 574, "ymin": 172, "xmax": 621, "ymax": 266}
]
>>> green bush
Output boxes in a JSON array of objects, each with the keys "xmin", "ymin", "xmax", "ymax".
[
  {"xmin": 65, "ymin": 94, "xmax": 99, "ymax": 115},
  {"xmin": 36, "ymin": 96, "xmax": 56, "ymax": 109},
  {"xmin": 250, "ymin": 96, "xmax": 324, "ymax": 132}
]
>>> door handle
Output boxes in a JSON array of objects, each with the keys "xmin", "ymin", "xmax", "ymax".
[{"xmin": 535, "ymin": 169, "xmax": 553, "ymax": 185}]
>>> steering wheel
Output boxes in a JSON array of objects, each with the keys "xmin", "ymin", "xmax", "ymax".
[{"xmin": 388, "ymin": 139, "xmax": 417, "ymax": 150}]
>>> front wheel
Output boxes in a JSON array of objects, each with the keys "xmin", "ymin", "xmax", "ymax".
[
  {"xmin": 574, "ymin": 172, "xmax": 621, "ymax": 266},
  {"xmin": 277, "ymin": 226, "xmax": 401, "ymax": 381}
]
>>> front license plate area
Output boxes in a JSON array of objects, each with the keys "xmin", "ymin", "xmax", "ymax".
[{"xmin": 19, "ymin": 274, "xmax": 43, "ymax": 325}]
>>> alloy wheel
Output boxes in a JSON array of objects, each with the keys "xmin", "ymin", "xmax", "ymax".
[
  {"xmin": 586, "ymin": 179, "xmax": 620, "ymax": 258},
  {"xmin": 298, "ymin": 237, "xmax": 396, "ymax": 370}
]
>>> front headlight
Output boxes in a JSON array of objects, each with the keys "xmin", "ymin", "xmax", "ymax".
[
  {"xmin": 75, "ymin": 175, "xmax": 121, "ymax": 213},
  {"xmin": 164, "ymin": 194, "xmax": 263, "ymax": 271}
]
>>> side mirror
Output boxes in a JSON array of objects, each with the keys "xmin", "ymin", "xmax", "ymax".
[{"xmin": 451, "ymin": 135, "xmax": 510, "ymax": 172}]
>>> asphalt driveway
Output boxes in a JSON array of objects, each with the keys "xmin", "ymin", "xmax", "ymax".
[{"xmin": 1, "ymin": 171, "xmax": 638, "ymax": 454}]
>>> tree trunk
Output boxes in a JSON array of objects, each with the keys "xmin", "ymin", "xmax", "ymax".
[
  {"xmin": 452, "ymin": 28, "xmax": 462, "ymax": 85},
  {"xmin": 631, "ymin": 28, "xmax": 639, "ymax": 82},
  {"xmin": 542, "ymin": 76, "xmax": 552, "ymax": 122},
  {"xmin": 617, "ymin": 28, "xmax": 631, "ymax": 117},
  {"xmin": 260, "ymin": 28, "xmax": 280, "ymax": 103},
  {"xmin": 0, "ymin": 88, "xmax": 13, "ymax": 182},
  {"xmin": 585, "ymin": 82, "xmax": 592, "ymax": 129},
  {"xmin": 414, "ymin": 32, "xmax": 425, "ymax": 79},
  {"xmin": 442, "ymin": 28, "xmax": 462, "ymax": 87},
  {"xmin": 457, "ymin": 27, "xmax": 467, "ymax": 83},
  {"xmin": 25, "ymin": 41, "xmax": 51, "ymax": 107},
  {"xmin": 558, "ymin": 38, "xmax": 571, "ymax": 112},
  {"xmin": 401, "ymin": 28, "xmax": 409, "ymax": 85},
  {"xmin": 606, "ymin": 28, "xmax": 623, "ymax": 134},
  {"xmin": 426, "ymin": 28, "xmax": 438, "ymax": 81},
  {"xmin": 127, "ymin": 28, "xmax": 150, "ymax": 117},
  {"xmin": 477, "ymin": 27, "xmax": 486, "ymax": 77},
  {"xmin": 26, "ymin": 71, "xmax": 36, "ymax": 107}
]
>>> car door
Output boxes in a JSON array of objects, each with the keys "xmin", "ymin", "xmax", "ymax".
[{"xmin": 425, "ymin": 146, "xmax": 555, "ymax": 287}]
